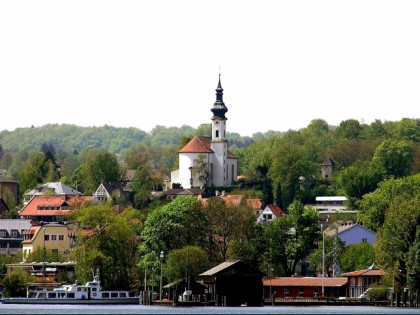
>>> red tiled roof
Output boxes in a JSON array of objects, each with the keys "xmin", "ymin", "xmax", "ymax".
[
  {"xmin": 19, "ymin": 195, "xmax": 92, "ymax": 217},
  {"xmin": 341, "ymin": 269, "xmax": 386, "ymax": 277},
  {"xmin": 247, "ymin": 199, "xmax": 263, "ymax": 210},
  {"xmin": 220, "ymin": 194, "xmax": 244, "ymax": 206},
  {"xmin": 180, "ymin": 136, "xmax": 213, "ymax": 153},
  {"xmin": 267, "ymin": 204, "xmax": 286, "ymax": 217},
  {"xmin": 180, "ymin": 136, "xmax": 237, "ymax": 159},
  {"xmin": 263, "ymin": 277, "xmax": 348, "ymax": 287}
]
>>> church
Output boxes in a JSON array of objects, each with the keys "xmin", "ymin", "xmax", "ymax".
[{"xmin": 171, "ymin": 75, "xmax": 238, "ymax": 189}]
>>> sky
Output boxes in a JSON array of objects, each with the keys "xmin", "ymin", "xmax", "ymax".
[{"xmin": 1, "ymin": 1, "xmax": 419, "ymax": 137}]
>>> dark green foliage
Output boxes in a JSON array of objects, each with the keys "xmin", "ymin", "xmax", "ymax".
[
  {"xmin": 340, "ymin": 242, "xmax": 376, "ymax": 273},
  {"xmin": 1, "ymin": 268, "xmax": 34, "ymax": 297}
]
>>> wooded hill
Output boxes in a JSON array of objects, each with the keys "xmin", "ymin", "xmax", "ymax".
[{"xmin": 0, "ymin": 123, "xmax": 279, "ymax": 154}]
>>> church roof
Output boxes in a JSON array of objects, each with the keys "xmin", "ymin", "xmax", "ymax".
[
  {"xmin": 180, "ymin": 136, "xmax": 238, "ymax": 159},
  {"xmin": 179, "ymin": 136, "xmax": 213, "ymax": 153}
]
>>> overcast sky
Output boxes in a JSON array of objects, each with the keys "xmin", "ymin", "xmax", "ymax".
[{"xmin": 1, "ymin": 1, "xmax": 419, "ymax": 137}]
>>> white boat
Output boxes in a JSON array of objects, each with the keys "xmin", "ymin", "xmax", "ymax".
[{"xmin": 2, "ymin": 276, "xmax": 139, "ymax": 304}]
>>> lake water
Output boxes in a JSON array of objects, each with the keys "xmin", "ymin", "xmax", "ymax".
[{"xmin": 1, "ymin": 305, "xmax": 419, "ymax": 315}]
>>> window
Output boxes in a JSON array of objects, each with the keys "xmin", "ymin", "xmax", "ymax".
[
  {"xmin": 216, "ymin": 130, "xmax": 219, "ymax": 138},
  {"xmin": 59, "ymin": 235, "xmax": 64, "ymax": 241},
  {"xmin": 0, "ymin": 230, "xmax": 6, "ymax": 237},
  {"xmin": 44, "ymin": 235, "xmax": 50, "ymax": 241},
  {"xmin": 313, "ymin": 287, "xmax": 318, "ymax": 297},
  {"xmin": 284, "ymin": 287, "xmax": 289, "ymax": 297},
  {"xmin": 299, "ymin": 287, "xmax": 304, "ymax": 297},
  {"xmin": 51, "ymin": 235, "xmax": 57, "ymax": 241},
  {"xmin": 362, "ymin": 238, "xmax": 367, "ymax": 243},
  {"xmin": 11, "ymin": 230, "xmax": 18, "ymax": 237}
]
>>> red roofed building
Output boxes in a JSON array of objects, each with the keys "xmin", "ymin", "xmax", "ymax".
[
  {"xmin": 341, "ymin": 263, "xmax": 386, "ymax": 298},
  {"xmin": 263, "ymin": 277, "xmax": 348, "ymax": 299},
  {"xmin": 19, "ymin": 195, "xmax": 92, "ymax": 223},
  {"xmin": 257, "ymin": 204, "xmax": 286, "ymax": 223},
  {"xmin": 171, "ymin": 75, "xmax": 238, "ymax": 189}
]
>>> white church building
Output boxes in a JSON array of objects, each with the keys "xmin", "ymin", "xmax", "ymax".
[{"xmin": 171, "ymin": 75, "xmax": 238, "ymax": 189}]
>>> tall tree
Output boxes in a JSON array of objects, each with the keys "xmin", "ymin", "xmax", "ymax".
[
  {"xmin": 374, "ymin": 192, "xmax": 420, "ymax": 293},
  {"xmin": 339, "ymin": 242, "xmax": 375, "ymax": 273},
  {"xmin": 77, "ymin": 149, "xmax": 123, "ymax": 194},
  {"xmin": 372, "ymin": 139, "xmax": 414, "ymax": 178},
  {"xmin": 202, "ymin": 197, "xmax": 256, "ymax": 263},
  {"xmin": 165, "ymin": 246, "xmax": 211, "ymax": 283},
  {"xmin": 357, "ymin": 174, "xmax": 420, "ymax": 231},
  {"xmin": 71, "ymin": 204, "xmax": 138, "ymax": 291}
]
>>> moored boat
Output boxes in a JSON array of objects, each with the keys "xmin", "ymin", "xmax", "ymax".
[{"xmin": 2, "ymin": 275, "xmax": 139, "ymax": 304}]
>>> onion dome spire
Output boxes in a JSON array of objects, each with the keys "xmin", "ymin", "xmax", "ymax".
[{"xmin": 211, "ymin": 73, "xmax": 228, "ymax": 120}]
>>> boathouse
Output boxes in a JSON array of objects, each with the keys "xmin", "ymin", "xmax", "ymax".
[{"xmin": 199, "ymin": 260, "xmax": 265, "ymax": 306}]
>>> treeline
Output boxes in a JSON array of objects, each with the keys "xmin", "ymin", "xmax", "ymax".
[{"xmin": 0, "ymin": 123, "xmax": 278, "ymax": 154}]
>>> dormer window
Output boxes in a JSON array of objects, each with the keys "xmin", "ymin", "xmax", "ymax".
[{"xmin": 0, "ymin": 230, "xmax": 7, "ymax": 237}]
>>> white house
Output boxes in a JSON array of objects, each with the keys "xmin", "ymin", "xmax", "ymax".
[
  {"xmin": 257, "ymin": 204, "xmax": 286, "ymax": 223},
  {"xmin": 171, "ymin": 75, "xmax": 238, "ymax": 189}
]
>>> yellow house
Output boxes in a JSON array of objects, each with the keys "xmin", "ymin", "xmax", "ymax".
[{"xmin": 22, "ymin": 223, "xmax": 71, "ymax": 262}]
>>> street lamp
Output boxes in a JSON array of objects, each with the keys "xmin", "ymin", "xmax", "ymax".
[
  {"xmin": 321, "ymin": 223, "xmax": 325, "ymax": 298},
  {"xmin": 159, "ymin": 251, "xmax": 164, "ymax": 301}
]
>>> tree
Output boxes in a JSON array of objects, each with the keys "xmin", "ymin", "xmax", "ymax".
[
  {"xmin": 269, "ymin": 143, "xmax": 317, "ymax": 211},
  {"xmin": 131, "ymin": 164, "xmax": 159, "ymax": 209},
  {"xmin": 340, "ymin": 242, "xmax": 376, "ymax": 273},
  {"xmin": 71, "ymin": 204, "xmax": 138, "ymax": 291},
  {"xmin": 357, "ymin": 173, "xmax": 420, "ymax": 231},
  {"xmin": 77, "ymin": 149, "xmax": 123, "ymax": 194},
  {"xmin": 335, "ymin": 119, "xmax": 362, "ymax": 139},
  {"xmin": 192, "ymin": 153, "xmax": 211, "ymax": 187},
  {"xmin": 335, "ymin": 159, "xmax": 383, "ymax": 203},
  {"xmin": 165, "ymin": 246, "xmax": 210, "ymax": 283},
  {"xmin": 372, "ymin": 139, "xmax": 414, "ymax": 178},
  {"xmin": 139, "ymin": 196, "xmax": 204, "ymax": 256},
  {"xmin": 284, "ymin": 201, "xmax": 320, "ymax": 276},
  {"xmin": 374, "ymin": 192, "xmax": 420, "ymax": 294},
  {"xmin": 309, "ymin": 235, "xmax": 345, "ymax": 276},
  {"xmin": 1, "ymin": 268, "xmax": 34, "ymax": 297},
  {"xmin": 406, "ymin": 228, "xmax": 420, "ymax": 293},
  {"xmin": 202, "ymin": 197, "xmax": 256, "ymax": 263}
]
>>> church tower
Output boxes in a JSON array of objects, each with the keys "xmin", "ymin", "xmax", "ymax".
[
  {"xmin": 210, "ymin": 74, "xmax": 229, "ymax": 187},
  {"xmin": 173, "ymin": 75, "xmax": 237, "ymax": 189}
]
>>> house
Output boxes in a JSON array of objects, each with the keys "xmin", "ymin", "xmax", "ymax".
[
  {"xmin": 91, "ymin": 182, "xmax": 131, "ymax": 211},
  {"xmin": 19, "ymin": 194, "xmax": 92, "ymax": 223},
  {"xmin": 21, "ymin": 223, "xmax": 72, "ymax": 262},
  {"xmin": 257, "ymin": 204, "xmax": 286, "ymax": 223},
  {"xmin": 325, "ymin": 222, "xmax": 376, "ymax": 245},
  {"xmin": 22, "ymin": 182, "xmax": 82, "ymax": 205},
  {"xmin": 262, "ymin": 277, "xmax": 348, "ymax": 299},
  {"xmin": 341, "ymin": 263, "xmax": 386, "ymax": 298},
  {"xmin": 0, "ymin": 219, "xmax": 32, "ymax": 256},
  {"xmin": 0, "ymin": 176, "xmax": 19, "ymax": 206},
  {"xmin": 321, "ymin": 156, "xmax": 335, "ymax": 179},
  {"xmin": 171, "ymin": 75, "xmax": 238, "ymax": 189},
  {"xmin": 199, "ymin": 260, "xmax": 265, "ymax": 306}
]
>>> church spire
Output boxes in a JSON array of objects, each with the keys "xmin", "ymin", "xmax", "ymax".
[{"xmin": 211, "ymin": 73, "xmax": 228, "ymax": 120}]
